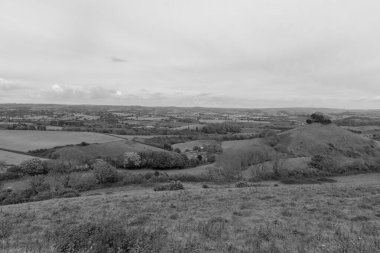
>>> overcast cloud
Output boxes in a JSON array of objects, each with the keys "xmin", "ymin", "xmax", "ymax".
[{"xmin": 0, "ymin": 0, "xmax": 379, "ymax": 108}]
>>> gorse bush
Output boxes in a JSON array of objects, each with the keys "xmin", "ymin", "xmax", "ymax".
[
  {"xmin": 92, "ymin": 160, "xmax": 120, "ymax": 184},
  {"xmin": 123, "ymin": 152, "xmax": 142, "ymax": 168},
  {"xmin": 50, "ymin": 220, "xmax": 168, "ymax": 253},
  {"xmin": 20, "ymin": 158, "xmax": 46, "ymax": 175},
  {"xmin": 260, "ymin": 129, "xmax": 280, "ymax": 147},
  {"xmin": 154, "ymin": 181, "xmax": 184, "ymax": 191},
  {"xmin": 309, "ymin": 154, "xmax": 339, "ymax": 173},
  {"xmin": 138, "ymin": 151, "xmax": 187, "ymax": 170},
  {"xmin": 306, "ymin": 112, "xmax": 332, "ymax": 125},
  {"xmin": 68, "ymin": 172, "xmax": 98, "ymax": 191}
]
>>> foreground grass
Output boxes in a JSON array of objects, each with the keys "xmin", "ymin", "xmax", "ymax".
[{"xmin": 0, "ymin": 174, "xmax": 379, "ymax": 252}]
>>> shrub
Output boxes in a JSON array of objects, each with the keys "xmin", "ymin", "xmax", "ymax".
[
  {"xmin": 92, "ymin": 160, "xmax": 120, "ymax": 184},
  {"xmin": 68, "ymin": 173, "xmax": 98, "ymax": 191},
  {"xmin": 260, "ymin": 129, "xmax": 280, "ymax": 147},
  {"xmin": 20, "ymin": 158, "xmax": 46, "ymax": 175},
  {"xmin": 235, "ymin": 181, "xmax": 250, "ymax": 188},
  {"xmin": 139, "ymin": 151, "xmax": 186, "ymax": 170},
  {"xmin": 154, "ymin": 181, "xmax": 184, "ymax": 191},
  {"xmin": 308, "ymin": 154, "xmax": 340, "ymax": 173},
  {"xmin": 307, "ymin": 113, "xmax": 332, "ymax": 125},
  {"xmin": 50, "ymin": 220, "xmax": 168, "ymax": 253},
  {"xmin": 0, "ymin": 171, "xmax": 21, "ymax": 181},
  {"xmin": 56, "ymin": 188, "xmax": 80, "ymax": 198},
  {"xmin": 123, "ymin": 152, "xmax": 142, "ymax": 169},
  {"xmin": 29, "ymin": 175, "xmax": 51, "ymax": 194},
  {"xmin": 44, "ymin": 160, "xmax": 73, "ymax": 174},
  {"xmin": 6, "ymin": 165, "xmax": 22, "ymax": 174},
  {"xmin": 121, "ymin": 172, "xmax": 146, "ymax": 185}
]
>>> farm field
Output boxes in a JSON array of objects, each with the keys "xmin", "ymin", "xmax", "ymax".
[
  {"xmin": 0, "ymin": 130, "xmax": 121, "ymax": 152},
  {"xmin": 0, "ymin": 150, "xmax": 42, "ymax": 166},
  {"xmin": 1, "ymin": 173, "xmax": 379, "ymax": 252}
]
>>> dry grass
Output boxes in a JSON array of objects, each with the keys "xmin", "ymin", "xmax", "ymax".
[
  {"xmin": 0, "ymin": 130, "xmax": 121, "ymax": 152},
  {"xmin": 0, "ymin": 173, "xmax": 379, "ymax": 252}
]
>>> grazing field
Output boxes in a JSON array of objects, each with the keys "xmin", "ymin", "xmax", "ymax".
[
  {"xmin": 0, "ymin": 130, "xmax": 121, "ymax": 152},
  {"xmin": 0, "ymin": 150, "xmax": 41, "ymax": 166},
  {"xmin": 0, "ymin": 173, "xmax": 379, "ymax": 252}
]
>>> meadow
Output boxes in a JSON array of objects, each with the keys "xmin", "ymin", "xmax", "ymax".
[
  {"xmin": 0, "ymin": 173, "xmax": 379, "ymax": 252},
  {"xmin": 0, "ymin": 130, "xmax": 120, "ymax": 152}
]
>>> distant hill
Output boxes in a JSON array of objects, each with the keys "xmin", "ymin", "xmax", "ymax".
[{"xmin": 279, "ymin": 123, "xmax": 380, "ymax": 158}]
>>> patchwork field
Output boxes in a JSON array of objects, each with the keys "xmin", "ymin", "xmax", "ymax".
[
  {"xmin": 1, "ymin": 173, "xmax": 379, "ymax": 252},
  {"xmin": 0, "ymin": 130, "xmax": 121, "ymax": 152}
]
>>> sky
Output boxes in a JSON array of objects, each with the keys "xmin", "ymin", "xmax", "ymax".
[{"xmin": 1, "ymin": 0, "xmax": 380, "ymax": 109}]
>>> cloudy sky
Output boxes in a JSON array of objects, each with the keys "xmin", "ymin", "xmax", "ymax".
[{"xmin": 1, "ymin": 0, "xmax": 380, "ymax": 108}]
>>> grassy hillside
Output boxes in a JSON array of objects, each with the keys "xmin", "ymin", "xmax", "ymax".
[
  {"xmin": 1, "ymin": 173, "xmax": 379, "ymax": 252},
  {"xmin": 279, "ymin": 123, "xmax": 380, "ymax": 157}
]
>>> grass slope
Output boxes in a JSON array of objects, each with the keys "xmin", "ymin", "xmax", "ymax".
[
  {"xmin": 279, "ymin": 123, "xmax": 380, "ymax": 157},
  {"xmin": 1, "ymin": 173, "xmax": 379, "ymax": 252}
]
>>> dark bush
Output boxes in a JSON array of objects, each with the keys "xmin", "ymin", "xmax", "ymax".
[
  {"xmin": 50, "ymin": 220, "xmax": 168, "ymax": 253},
  {"xmin": 6, "ymin": 165, "xmax": 23, "ymax": 174},
  {"xmin": 309, "ymin": 154, "xmax": 339, "ymax": 173},
  {"xmin": 139, "ymin": 151, "xmax": 186, "ymax": 170},
  {"xmin": 92, "ymin": 160, "xmax": 120, "ymax": 184},
  {"xmin": 0, "ymin": 171, "xmax": 21, "ymax": 181},
  {"xmin": 307, "ymin": 113, "xmax": 332, "ymax": 125},
  {"xmin": 20, "ymin": 158, "xmax": 47, "ymax": 175},
  {"xmin": 235, "ymin": 181, "xmax": 250, "ymax": 188},
  {"xmin": 260, "ymin": 129, "xmax": 280, "ymax": 146},
  {"xmin": 154, "ymin": 181, "xmax": 184, "ymax": 191}
]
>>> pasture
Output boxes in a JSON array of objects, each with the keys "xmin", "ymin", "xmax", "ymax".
[{"xmin": 0, "ymin": 130, "xmax": 121, "ymax": 152}]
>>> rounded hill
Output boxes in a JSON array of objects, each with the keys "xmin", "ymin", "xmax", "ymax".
[{"xmin": 279, "ymin": 123, "xmax": 380, "ymax": 158}]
